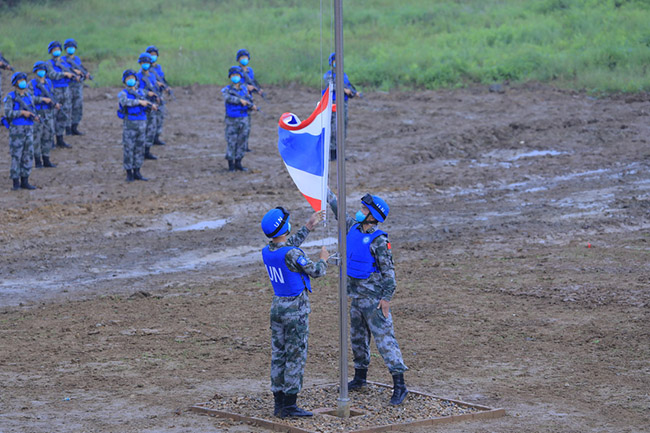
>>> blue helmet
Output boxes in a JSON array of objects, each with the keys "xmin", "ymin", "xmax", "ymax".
[
  {"xmin": 236, "ymin": 48, "xmax": 250, "ymax": 61},
  {"xmin": 11, "ymin": 71, "xmax": 27, "ymax": 87},
  {"xmin": 64, "ymin": 38, "xmax": 77, "ymax": 48},
  {"xmin": 261, "ymin": 207, "xmax": 291, "ymax": 238},
  {"xmin": 361, "ymin": 194, "xmax": 389, "ymax": 223},
  {"xmin": 122, "ymin": 69, "xmax": 137, "ymax": 83},
  {"xmin": 32, "ymin": 61, "xmax": 47, "ymax": 72},
  {"xmin": 328, "ymin": 52, "xmax": 335, "ymax": 66},
  {"xmin": 138, "ymin": 52, "xmax": 153, "ymax": 64},
  {"xmin": 48, "ymin": 41, "xmax": 62, "ymax": 53},
  {"xmin": 228, "ymin": 65, "xmax": 243, "ymax": 77},
  {"xmin": 146, "ymin": 45, "xmax": 159, "ymax": 55}
]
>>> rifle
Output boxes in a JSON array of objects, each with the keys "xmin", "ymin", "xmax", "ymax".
[
  {"xmin": 11, "ymin": 92, "xmax": 40, "ymax": 123},
  {"xmin": 349, "ymin": 82, "xmax": 364, "ymax": 99},
  {"xmin": 0, "ymin": 52, "xmax": 15, "ymax": 72},
  {"xmin": 228, "ymin": 87, "xmax": 269, "ymax": 118},
  {"xmin": 33, "ymin": 81, "xmax": 59, "ymax": 107},
  {"xmin": 140, "ymin": 73, "xmax": 163, "ymax": 105},
  {"xmin": 54, "ymin": 57, "xmax": 83, "ymax": 82}
]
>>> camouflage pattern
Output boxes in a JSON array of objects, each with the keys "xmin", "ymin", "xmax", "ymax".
[
  {"xmin": 52, "ymin": 86, "xmax": 70, "ymax": 136},
  {"xmin": 155, "ymin": 103, "xmax": 165, "ymax": 136},
  {"xmin": 7, "ymin": 124, "xmax": 34, "ymax": 179},
  {"xmin": 145, "ymin": 110, "xmax": 158, "ymax": 151},
  {"xmin": 122, "ymin": 119, "xmax": 146, "ymax": 170},
  {"xmin": 33, "ymin": 109, "xmax": 54, "ymax": 159},
  {"xmin": 225, "ymin": 116, "xmax": 250, "ymax": 161},
  {"xmin": 330, "ymin": 99, "xmax": 349, "ymax": 151},
  {"xmin": 68, "ymin": 81, "xmax": 83, "ymax": 125},
  {"xmin": 268, "ymin": 226, "xmax": 328, "ymax": 394}
]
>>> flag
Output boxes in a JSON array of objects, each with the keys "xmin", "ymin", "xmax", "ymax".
[{"xmin": 278, "ymin": 86, "xmax": 332, "ymax": 212}]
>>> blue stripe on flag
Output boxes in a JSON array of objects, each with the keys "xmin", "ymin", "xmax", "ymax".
[{"xmin": 278, "ymin": 128, "xmax": 325, "ymax": 177}]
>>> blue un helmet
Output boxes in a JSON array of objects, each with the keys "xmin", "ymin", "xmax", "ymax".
[
  {"xmin": 64, "ymin": 39, "xmax": 77, "ymax": 49},
  {"xmin": 236, "ymin": 48, "xmax": 250, "ymax": 61},
  {"xmin": 328, "ymin": 52, "xmax": 336, "ymax": 67},
  {"xmin": 32, "ymin": 61, "xmax": 47, "ymax": 73},
  {"xmin": 11, "ymin": 71, "xmax": 28, "ymax": 87},
  {"xmin": 261, "ymin": 207, "xmax": 291, "ymax": 238},
  {"xmin": 48, "ymin": 41, "xmax": 62, "ymax": 53},
  {"xmin": 122, "ymin": 69, "xmax": 137, "ymax": 83},
  {"xmin": 361, "ymin": 193, "xmax": 389, "ymax": 223},
  {"xmin": 146, "ymin": 45, "xmax": 159, "ymax": 55},
  {"xmin": 228, "ymin": 65, "xmax": 243, "ymax": 77},
  {"xmin": 138, "ymin": 52, "xmax": 153, "ymax": 64}
]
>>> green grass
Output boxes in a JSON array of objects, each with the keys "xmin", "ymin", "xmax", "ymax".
[{"xmin": 1, "ymin": 0, "xmax": 650, "ymax": 92}]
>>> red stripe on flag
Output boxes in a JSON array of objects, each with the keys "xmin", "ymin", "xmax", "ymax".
[
  {"xmin": 279, "ymin": 88, "xmax": 330, "ymax": 131},
  {"xmin": 303, "ymin": 194, "xmax": 322, "ymax": 212}
]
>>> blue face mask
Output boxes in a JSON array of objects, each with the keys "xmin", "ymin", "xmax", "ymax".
[
  {"xmin": 66, "ymin": 47, "xmax": 76, "ymax": 55},
  {"xmin": 141, "ymin": 63, "xmax": 151, "ymax": 71},
  {"xmin": 240, "ymin": 58, "xmax": 249, "ymax": 66},
  {"xmin": 230, "ymin": 75, "xmax": 241, "ymax": 84},
  {"xmin": 126, "ymin": 78, "xmax": 136, "ymax": 87},
  {"xmin": 355, "ymin": 211, "xmax": 367, "ymax": 223},
  {"xmin": 150, "ymin": 55, "xmax": 158, "ymax": 62},
  {"xmin": 18, "ymin": 80, "xmax": 27, "ymax": 89},
  {"xmin": 285, "ymin": 222, "xmax": 291, "ymax": 235},
  {"xmin": 52, "ymin": 49, "xmax": 62, "ymax": 57},
  {"xmin": 36, "ymin": 70, "xmax": 46, "ymax": 78}
]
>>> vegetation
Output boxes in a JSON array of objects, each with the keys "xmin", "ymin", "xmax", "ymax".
[{"xmin": 1, "ymin": 0, "xmax": 650, "ymax": 92}]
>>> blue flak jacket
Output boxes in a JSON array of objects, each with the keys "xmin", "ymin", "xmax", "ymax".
[
  {"xmin": 48, "ymin": 58, "xmax": 73, "ymax": 87},
  {"xmin": 262, "ymin": 245, "xmax": 312, "ymax": 297},
  {"xmin": 346, "ymin": 223, "xmax": 386, "ymax": 279},
  {"xmin": 117, "ymin": 89, "xmax": 147, "ymax": 121},
  {"xmin": 7, "ymin": 91, "xmax": 35, "ymax": 126},
  {"xmin": 31, "ymin": 79, "xmax": 55, "ymax": 110},
  {"xmin": 222, "ymin": 85, "xmax": 249, "ymax": 118}
]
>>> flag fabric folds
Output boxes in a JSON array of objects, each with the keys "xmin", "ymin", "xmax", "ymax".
[{"xmin": 277, "ymin": 86, "xmax": 332, "ymax": 212}]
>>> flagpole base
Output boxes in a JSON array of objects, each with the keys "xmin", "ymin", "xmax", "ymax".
[{"xmin": 336, "ymin": 397, "xmax": 350, "ymax": 419}]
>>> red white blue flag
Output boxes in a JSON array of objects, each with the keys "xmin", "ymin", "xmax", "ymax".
[{"xmin": 278, "ymin": 86, "xmax": 332, "ymax": 212}]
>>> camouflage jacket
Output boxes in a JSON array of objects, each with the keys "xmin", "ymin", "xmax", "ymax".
[{"xmin": 266, "ymin": 226, "xmax": 327, "ymax": 279}]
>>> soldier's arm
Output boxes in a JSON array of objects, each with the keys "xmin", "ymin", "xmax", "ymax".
[
  {"xmin": 286, "ymin": 226, "xmax": 310, "ymax": 247},
  {"xmin": 4, "ymin": 96, "xmax": 21, "ymax": 120},
  {"xmin": 118, "ymin": 91, "xmax": 141, "ymax": 107},
  {"xmin": 222, "ymin": 87, "xmax": 244, "ymax": 105},
  {"xmin": 327, "ymin": 190, "xmax": 356, "ymax": 232},
  {"xmin": 371, "ymin": 235, "xmax": 397, "ymax": 301},
  {"xmin": 285, "ymin": 249, "xmax": 327, "ymax": 278},
  {"xmin": 45, "ymin": 63, "xmax": 65, "ymax": 81}
]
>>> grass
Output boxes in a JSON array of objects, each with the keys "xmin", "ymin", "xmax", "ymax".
[{"xmin": 1, "ymin": 0, "xmax": 650, "ymax": 92}]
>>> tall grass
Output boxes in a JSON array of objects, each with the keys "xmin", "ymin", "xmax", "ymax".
[{"xmin": 1, "ymin": 0, "xmax": 649, "ymax": 92}]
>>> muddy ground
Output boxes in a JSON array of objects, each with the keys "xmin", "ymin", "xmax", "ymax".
[{"xmin": 0, "ymin": 81, "xmax": 648, "ymax": 433}]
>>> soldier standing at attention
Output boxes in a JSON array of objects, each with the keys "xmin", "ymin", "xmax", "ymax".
[
  {"xmin": 221, "ymin": 66, "xmax": 254, "ymax": 172},
  {"xmin": 2, "ymin": 72, "xmax": 38, "ymax": 190},
  {"xmin": 237, "ymin": 48, "xmax": 264, "ymax": 152},
  {"xmin": 62, "ymin": 39, "xmax": 90, "ymax": 136},
  {"xmin": 45, "ymin": 41, "xmax": 76, "ymax": 149},
  {"xmin": 328, "ymin": 191, "xmax": 409, "ymax": 405},
  {"xmin": 261, "ymin": 207, "xmax": 329, "ymax": 418},
  {"xmin": 145, "ymin": 45, "xmax": 170, "ymax": 146},
  {"xmin": 136, "ymin": 52, "xmax": 160, "ymax": 161},
  {"xmin": 118, "ymin": 69, "xmax": 156, "ymax": 182},
  {"xmin": 30, "ymin": 61, "xmax": 59, "ymax": 169}
]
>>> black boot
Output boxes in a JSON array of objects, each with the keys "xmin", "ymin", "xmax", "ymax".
[
  {"xmin": 330, "ymin": 148, "xmax": 337, "ymax": 161},
  {"xmin": 65, "ymin": 126, "xmax": 72, "ymax": 136},
  {"xmin": 144, "ymin": 149, "xmax": 158, "ymax": 160},
  {"xmin": 235, "ymin": 159, "xmax": 248, "ymax": 172},
  {"xmin": 390, "ymin": 373, "xmax": 408, "ymax": 405},
  {"xmin": 125, "ymin": 169, "xmax": 134, "ymax": 182},
  {"xmin": 20, "ymin": 176, "xmax": 36, "ymax": 190},
  {"xmin": 71, "ymin": 123, "xmax": 85, "ymax": 136},
  {"xmin": 280, "ymin": 393, "xmax": 312, "ymax": 418},
  {"xmin": 153, "ymin": 134, "xmax": 165, "ymax": 145},
  {"xmin": 133, "ymin": 168, "xmax": 148, "ymax": 181},
  {"xmin": 34, "ymin": 155, "xmax": 43, "ymax": 168},
  {"xmin": 273, "ymin": 391, "xmax": 284, "ymax": 417},
  {"xmin": 43, "ymin": 156, "xmax": 57, "ymax": 168},
  {"xmin": 227, "ymin": 159, "xmax": 235, "ymax": 172},
  {"xmin": 348, "ymin": 368, "xmax": 367, "ymax": 391},
  {"xmin": 56, "ymin": 135, "xmax": 71, "ymax": 148},
  {"xmin": 11, "ymin": 178, "xmax": 20, "ymax": 190}
]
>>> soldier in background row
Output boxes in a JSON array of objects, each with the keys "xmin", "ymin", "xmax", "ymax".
[
  {"xmin": 0, "ymin": 51, "xmax": 15, "ymax": 102},
  {"xmin": 30, "ymin": 61, "xmax": 59, "ymax": 169},
  {"xmin": 136, "ymin": 52, "xmax": 161, "ymax": 161},
  {"xmin": 237, "ymin": 48, "xmax": 264, "ymax": 152},
  {"xmin": 62, "ymin": 38, "xmax": 91, "ymax": 136},
  {"xmin": 221, "ymin": 65, "xmax": 254, "ymax": 172},
  {"xmin": 146, "ymin": 45, "xmax": 170, "ymax": 146},
  {"xmin": 45, "ymin": 41, "xmax": 76, "ymax": 149}
]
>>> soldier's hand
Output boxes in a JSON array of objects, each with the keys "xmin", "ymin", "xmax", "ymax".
[
  {"xmin": 20, "ymin": 110, "xmax": 32, "ymax": 118},
  {"xmin": 151, "ymin": 104, "xmax": 159, "ymax": 111},
  {"xmin": 138, "ymin": 100, "xmax": 149, "ymax": 107},
  {"xmin": 319, "ymin": 246, "xmax": 329, "ymax": 262},
  {"xmin": 42, "ymin": 97, "xmax": 52, "ymax": 104},
  {"xmin": 240, "ymin": 98, "xmax": 250, "ymax": 106},
  {"xmin": 306, "ymin": 210, "xmax": 326, "ymax": 230},
  {"xmin": 247, "ymin": 84, "xmax": 255, "ymax": 92},
  {"xmin": 55, "ymin": 103, "xmax": 61, "ymax": 109},
  {"xmin": 377, "ymin": 300, "xmax": 390, "ymax": 318}
]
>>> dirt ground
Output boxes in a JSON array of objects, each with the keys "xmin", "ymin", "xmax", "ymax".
[{"xmin": 0, "ymin": 81, "xmax": 648, "ymax": 433}]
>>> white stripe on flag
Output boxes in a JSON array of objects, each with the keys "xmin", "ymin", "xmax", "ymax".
[{"xmin": 284, "ymin": 164, "xmax": 323, "ymax": 200}]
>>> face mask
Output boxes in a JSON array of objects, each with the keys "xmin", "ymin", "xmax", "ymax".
[
  {"xmin": 285, "ymin": 223, "xmax": 291, "ymax": 235},
  {"xmin": 150, "ymin": 55, "xmax": 158, "ymax": 62},
  {"xmin": 141, "ymin": 63, "xmax": 151, "ymax": 71},
  {"xmin": 355, "ymin": 211, "xmax": 367, "ymax": 223},
  {"xmin": 240, "ymin": 58, "xmax": 249, "ymax": 66},
  {"xmin": 332, "ymin": 61, "xmax": 336, "ymax": 68},
  {"xmin": 230, "ymin": 75, "xmax": 241, "ymax": 84},
  {"xmin": 36, "ymin": 70, "xmax": 46, "ymax": 78},
  {"xmin": 126, "ymin": 78, "xmax": 136, "ymax": 87},
  {"xmin": 52, "ymin": 49, "xmax": 62, "ymax": 57},
  {"xmin": 66, "ymin": 47, "xmax": 76, "ymax": 55},
  {"xmin": 18, "ymin": 80, "xmax": 27, "ymax": 89}
]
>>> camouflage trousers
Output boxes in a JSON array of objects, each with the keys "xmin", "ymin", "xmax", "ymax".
[
  {"xmin": 224, "ymin": 115, "xmax": 250, "ymax": 161},
  {"xmin": 145, "ymin": 110, "xmax": 158, "ymax": 151},
  {"xmin": 52, "ymin": 86, "xmax": 71, "ymax": 135},
  {"xmin": 330, "ymin": 100, "xmax": 348, "ymax": 151},
  {"xmin": 350, "ymin": 297, "xmax": 407, "ymax": 374},
  {"xmin": 270, "ymin": 290, "xmax": 311, "ymax": 395},
  {"xmin": 122, "ymin": 119, "xmax": 146, "ymax": 170},
  {"xmin": 33, "ymin": 110, "xmax": 55, "ymax": 158},
  {"xmin": 155, "ymin": 103, "xmax": 165, "ymax": 136},
  {"xmin": 69, "ymin": 82, "xmax": 83, "ymax": 125},
  {"xmin": 8, "ymin": 124, "xmax": 34, "ymax": 179}
]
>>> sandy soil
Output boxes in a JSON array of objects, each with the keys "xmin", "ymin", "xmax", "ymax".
[{"xmin": 0, "ymin": 82, "xmax": 648, "ymax": 433}]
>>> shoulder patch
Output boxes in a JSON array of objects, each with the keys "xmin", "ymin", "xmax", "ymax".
[{"xmin": 297, "ymin": 256, "xmax": 308, "ymax": 267}]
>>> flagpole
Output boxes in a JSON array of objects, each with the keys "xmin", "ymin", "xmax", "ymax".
[{"xmin": 334, "ymin": 0, "xmax": 350, "ymax": 419}]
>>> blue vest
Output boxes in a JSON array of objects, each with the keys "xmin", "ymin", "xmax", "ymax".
[
  {"xmin": 262, "ymin": 245, "xmax": 312, "ymax": 297},
  {"xmin": 48, "ymin": 58, "xmax": 71, "ymax": 87},
  {"xmin": 222, "ymin": 85, "xmax": 249, "ymax": 118},
  {"xmin": 7, "ymin": 91, "xmax": 35, "ymax": 126},
  {"xmin": 117, "ymin": 89, "xmax": 147, "ymax": 121},
  {"xmin": 323, "ymin": 70, "xmax": 352, "ymax": 102},
  {"xmin": 346, "ymin": 224, "xmax": 386, "ymax": 279},
  {"xmin": 31, "ymin": 78, "xmax": 55, "ymax": 110},
  {"xmin": 136, "ymin": 71, "xmax": 159, "ymax": 100}
]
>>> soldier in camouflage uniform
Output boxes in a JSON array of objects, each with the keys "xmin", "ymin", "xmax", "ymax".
[
  {"xmin": 328, "ymin": 191, "xmax": 409, "ymax": 405},
  {"xmin": 45, "ymin": 41, "xmax": 77, "ymax": 149},
  {"xmin": 0, "ymin": 51, "xmax": 16, "ymax": 103},
  {"xmin": 63, "ymin": 39, "xmax": 91, "ymax": 136},
  {"xmin": 221, "ymin": 66, "xmax": 255, "ymax": 172},
  {"xmin": 261, "ymin": 207, "xmax": 329, "ymax": 418},
  {"xmin": 118, "ymin": 69, "xmax": 156, "ymax": 182},
  {"xmin": 30, "ymin": 61, "xmax": 59, "ymax": 169},
  {"xmin": 136, "ymin": 52, "xmax": 161, "ymax": 161},
  {"xmin": 2, "ymin": 72, "xmax": 38, "ymax": 190},
  {"xmin": 146, "ymin": 45, "xmax": 170, "ymax": 146}
]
